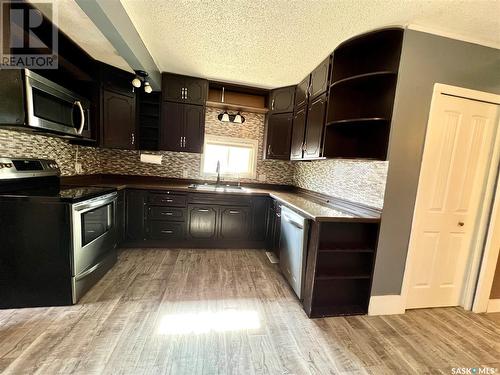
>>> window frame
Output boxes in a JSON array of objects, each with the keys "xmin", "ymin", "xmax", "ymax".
[{"xmin": 200, "ymin": 134, "xmax": 258, "ymax": 179}]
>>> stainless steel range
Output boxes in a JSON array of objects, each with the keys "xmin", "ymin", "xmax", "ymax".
[{"xmin": 0, "ymin": 157, "xmax": 117, "ymax": 308}]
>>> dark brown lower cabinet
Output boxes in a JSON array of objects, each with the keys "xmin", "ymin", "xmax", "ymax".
[
  {"xmin": 219, "ymin": 206, "xmax": 251, "ymax": 240},
  {"xmin": 268, "ymin": 200, "xmax": 282, "ymax": 259},
  {"xmin": 116, "ymin": 190, "xmax": 126, "ymax": 246},
  {"xmin": 302, "ymin": 220, "xmax": 380, "ymax": 318},
  {"xmin": 187, "ymin": 205, "xmax": 218, "ymax": 240},
  {"xmin": 125, "ymin": 190, "xmax": 146, "ymax": 241}
]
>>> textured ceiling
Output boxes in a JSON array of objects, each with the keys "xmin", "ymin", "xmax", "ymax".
[
  {"xmin": 121, "ymin": 0, "xmax": 500, "ymax": 88},
  {"xmin": 29, "ymin": 0, "xmax": 132, "ymax": 72}
]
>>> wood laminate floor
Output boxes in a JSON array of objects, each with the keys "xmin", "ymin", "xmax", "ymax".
[{"xmin": 0, "ymin": 249, "xmax": 499, "ymax": 375}]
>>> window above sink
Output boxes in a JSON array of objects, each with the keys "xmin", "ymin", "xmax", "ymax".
[{"xmin": 201, "ymin": 135, "xmax": 258, "ymax": 179}]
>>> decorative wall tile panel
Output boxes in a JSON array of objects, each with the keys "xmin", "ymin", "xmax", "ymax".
[
  {"xmin": 293, "ymin": 159, "xmax": 388, "ymax": 209},
  {"xmin": 0, "ymin": 108, "xmax": 388, "ymax": 208}
]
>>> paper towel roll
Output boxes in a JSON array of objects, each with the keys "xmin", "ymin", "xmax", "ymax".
[{"xmin": 140, "ymin": 153, "xmax": 163, "ymax": 165}]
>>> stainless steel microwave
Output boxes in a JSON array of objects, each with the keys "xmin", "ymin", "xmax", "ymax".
[{"xmin": 23, "ymin": 69, "xmax": 91, "ymax": 138}]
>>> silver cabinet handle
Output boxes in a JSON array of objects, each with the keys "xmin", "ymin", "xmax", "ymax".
[
  {"xmin": 161, "ymin": 212, "xmax": 174, "ymax": 216},
  {"xmin": 161, "ymin": 198, "xmax": 173, "ymax": 203},
  {"xmin": 74, "ymin": 100, "xmax": 85, "ymax": 135},
  {"xmin": 229, "ymin": 210, "xmax": 240, "ymax": 214},
  {"xmin": 161, "ymin": 230, "xmax": 174, "ymax": 234},
  {"xmin": 198, "ymin": 209, "xmax": 209, "ymax": 212},
  {"xmin": 131, "ymin": 132, "xmax": 135, "ymax": 145},
  {"xmin": 271, "ymin": 98, "xmax": 275, "ymax": 110},
  {"xmin": 179, "ymin": 137, "xmax": 183, "ymax": 147},
  {"xmin": 267, "ymin": 144, "xmax": 272, "ymax": 155}
]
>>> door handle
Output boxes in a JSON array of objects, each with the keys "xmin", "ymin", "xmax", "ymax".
[{"xmin": 74, "ymin": 100, "xmax": 85, "ymax": 135}]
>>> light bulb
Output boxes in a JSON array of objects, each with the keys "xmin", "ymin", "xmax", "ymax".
[
  {"xmin": 144, "ymin": 82, "xmax": 152, "ymax": 93},
  {"xmin": 132, "ymin": 77, "xmax": 141, "ymax": 88},
  {"xmin": 221, "ymin": 112, "xmax": 230, "ymax": 122},
  {"xmin": 233, "ymin": 113, "xmax": 242, "ymax": 124}
]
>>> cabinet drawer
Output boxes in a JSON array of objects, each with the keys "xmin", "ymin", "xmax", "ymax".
[
  {"xmin": 148, "ymin": 193, "xmax": 187, "ymax": 207},
  {"xmin": 149, "ymin": 221, "xmax": 185, "ymax": 240},
  {"xmin": 188, "ymin": 193, "xmax": 252, "ymax": 206},
  {"xmin": 148, "ymin": 206, "xmax": 186, "ymax": 221}
]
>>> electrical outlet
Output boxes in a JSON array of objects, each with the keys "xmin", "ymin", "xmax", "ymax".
[
  {"xmin": 182, "ymin": 170, "xmax": 188, "ymax": 178},
  {"xmin": 258, "ymin": 174, "xmax": 266, "ymax": 182},
  {"xmin": 75, "ymin": 162, "xmax": 83, "ymax": 174}
]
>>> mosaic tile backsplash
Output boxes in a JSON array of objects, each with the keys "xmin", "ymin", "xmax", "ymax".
[{"xmin": 0, "ymin": 107, "xmax": 388, "ymax": 208}]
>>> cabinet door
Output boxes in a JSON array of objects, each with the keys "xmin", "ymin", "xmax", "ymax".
[
  {"xmin": 295, "ymin": 75, "xmax": 310, "ymax": 108},
  {"xmin": 269, "ymin": 86, "xmax": 295, "ymax": 114},
  {"xmin": 160, "ymin": 101, "xmax": 184, "ymax": 152},
  {"xmin": 184, "ymin": 77, "xmax": 208, "ymax": 105},
  {"xmin": 304, "ymin": 93, "xmax": 327, "ymax": 159},
  {"xmin": 102, "ymin": 89, "xmax": 136, "ymax": 149},
  {"xmin": 265, "ymin": 113, "xmax": 293, "ymax": 160},
  {"xmin": 310, "ymin": 56, "xmax": 331, "ymax": 99},
  {"xmin": 125, "ymin": 190, "xmax": 145, "ymax": 241},
  {"xmin": 116, "ymin": 190, "xmax": 125, "ymax": 246},
  {"xmin": 187, "ymin": 205, "xmax": 218, "ymax": 240},
  {"xmin": 290, "ymin": 106, "xmax": 307, "ymax": 160},
  {"xmin": 219, "ymin": 206, "xmax": 250, "ymax": 240},
  {"xmin": 182, "ymin": 104, "xmax": 205, "ymax": 153},
  {"xmin": 162, "ymin": 74, "xmax": 184, "ymax": 102}
]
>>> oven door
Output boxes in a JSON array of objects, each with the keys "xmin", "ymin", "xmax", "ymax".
[
  {"xmin": 71, "ymin": 192, "xmax": 117, "ymax": 277},
  {"xmin": 24, "ymin": 70, "xmax": 91, "ymax": 138}
]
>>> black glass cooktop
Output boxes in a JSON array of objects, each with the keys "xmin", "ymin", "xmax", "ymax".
[{"xmin": 0, "ymin": 185, "xmax": 116, "ymax": 203}]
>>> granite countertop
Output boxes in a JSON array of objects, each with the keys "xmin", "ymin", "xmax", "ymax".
[{"xmin": 63, "ymin": 176, "xmax": 380, "ymax": 222}]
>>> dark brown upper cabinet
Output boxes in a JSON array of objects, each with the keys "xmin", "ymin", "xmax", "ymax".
[
  {"xmin": 309, "ymin": 56, "xmax": 331, "ymax": 99},
  {"xmin": 101, "ymin": 89, "xmax": 136, "ymax": 149},
  {"xmin": 303, "ymin": 93, "xmax": 327, "ymax": 159},
  {"xmin": 264, "ymin": 113, "xmax": 293, "ymax": 160},
  {"xmin": 290, "ymin": 106, "xmax": 307, "ymax": 160},
  {"xmin": 161, "ymin": 102, "xmax": 204, "ymax": 153},
  {"xmin": 162, "ymin": 73, "xmax": 208, "ymax": 106},
  {"xmin": 295, "ymin": 75, "xmax": 310, "ymax": 109},
  {"xmin": 269, "ymin": 86, "xmax": 295, "ymax": 114}
]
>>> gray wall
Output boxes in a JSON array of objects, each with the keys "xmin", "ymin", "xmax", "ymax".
[{"xmin": 372, "ymin": 30, "xmax": 500, "ymax": 296}]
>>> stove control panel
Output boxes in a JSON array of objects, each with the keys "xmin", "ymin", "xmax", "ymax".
[{"xmin": 0, "ymin": 157, "xmax": 60, "ymax": 179}]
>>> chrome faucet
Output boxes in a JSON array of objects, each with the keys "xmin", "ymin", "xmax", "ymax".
[{"xmin": 216, "ymin": 160, "xmax": 221, "ymax": 185}]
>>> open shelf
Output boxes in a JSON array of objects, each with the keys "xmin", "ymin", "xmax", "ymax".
[
  {"xmin": 332, "ymin": 28, "xmax": 403, "ymax": 83},
  {"xmin": 310, "ymin": 277, "xmax": 371, "ymax": 317},
  {"xmin": 330, "ymin": 71, "xmax": 396, "ymax": 88},
  {"xmin": 138, "ymin": 91, "xmax": 161, "ymax": 151}
]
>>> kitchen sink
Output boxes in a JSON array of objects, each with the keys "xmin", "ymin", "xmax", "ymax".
[{"xmin": 188, "ymin": 183, "xmax": 246, "ymax": 192}]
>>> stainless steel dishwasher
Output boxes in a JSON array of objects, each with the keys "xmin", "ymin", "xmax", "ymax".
[{"xmin": 279, "ymin": 206, "xmax": 309, "ymax": 299}]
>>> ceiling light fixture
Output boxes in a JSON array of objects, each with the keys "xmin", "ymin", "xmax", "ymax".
[
  {"xmin": 131, "ymin": 70, "xmax": 152, "ymax": 93},
  {"xmin": 218, "ymin": 111, "xmax": 245, "ymax": 124}
]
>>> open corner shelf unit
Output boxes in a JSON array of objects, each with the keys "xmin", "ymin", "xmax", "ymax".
[
  {"xmin": 137, "ymin": 91, "xmax": 161, "ymax": 151},
  {"xmin": 322, "ymin": 28, "xmax": 404, "ymax": 161},
  {"xmin": 303, "ymin": 220, "xmax": 380, "ymax": 318}
]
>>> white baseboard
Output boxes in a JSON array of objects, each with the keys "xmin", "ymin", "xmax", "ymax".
[
  {"xmin": 368, "ymin": 295, "xmax": 406, "ymax": 316},
  {"xmin": 487, "ymin": 299, "xmax": 500, "ymax": 313}
]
